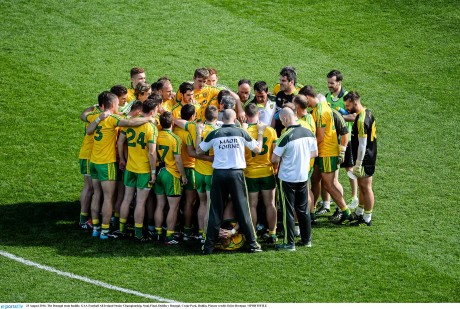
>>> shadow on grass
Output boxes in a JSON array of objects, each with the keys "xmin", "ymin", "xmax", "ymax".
[
  {"xmin": 0, "ymin": 201, "xmax": 207, "ymax": 258},
  {"xmin": 0, "ymin": 201, "xmax": 346, "ymax": 258}
]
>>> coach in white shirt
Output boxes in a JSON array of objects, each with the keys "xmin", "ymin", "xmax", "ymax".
[
  {"xmin": 197, "ymin": 100, "xmax": 266, "ymax": 254},
  {"xmin": 271, "ymin": 107, "xmax": 318, "ymax": 251}
]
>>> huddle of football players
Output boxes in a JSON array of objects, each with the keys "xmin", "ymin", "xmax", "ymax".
[{"xmin": 77, "ymin": 66, "xmax": 377, "ymax": 252}]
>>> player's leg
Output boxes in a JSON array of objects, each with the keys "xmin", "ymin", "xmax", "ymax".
[
  {"xmin": 79, "ymin": 173, "xmax": 93, "ymax": 229},
  {"xmin": 355, "ymin": 175, "xmax": 374, "ymax": 226},
  {"xmin": 90, "ymin": 178, "xmax": 102, "ymax": 237},
  {"xmin": 246, "ymin": 177, "xmax": 260, "ymax": 228},
  {"xmin": 146, "ymin": 190, "xmax": 156, "ymax": 237},
  {"xmin": 260, "ymin": 175, "xmax": 277, "ymax": 243},
  {"xmin": 133, "ymin": 186, "xmax": 151, "ymax": 240},
  {"xmin": 100, "ymin": 180, "xmax": 116, "ymax": 239},
  {"xmin": 118, "ymin": 171, "xmax": 136, "ymax": 235}
]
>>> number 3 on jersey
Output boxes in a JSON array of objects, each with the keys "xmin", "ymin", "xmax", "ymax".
[
  {"xmin": 252, "ymin": 137, "xmax": 268, "ymax": 157},
  {"xmin": 126, "ymin": 128, "xmax": 147, "ymax": 149}
]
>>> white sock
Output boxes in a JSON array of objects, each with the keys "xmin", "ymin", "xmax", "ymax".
[
  {"xmin": 363, "ymin": 212, "xmax": 372, "ymax": 223},
  {"xmin": 323, "ymin": 200, "xmax": 331, "ymax": 210},
  {"xmin": 356, "ymin": 206, "xmax": 364, "ymax": 216}
]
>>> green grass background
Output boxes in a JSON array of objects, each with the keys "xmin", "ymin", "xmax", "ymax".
[{"xmin": 0, "ymin": 0, "xmax": 459, "ymax": 303}]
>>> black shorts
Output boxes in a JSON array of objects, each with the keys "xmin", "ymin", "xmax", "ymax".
[
  {"xmin": 340, "ymin": 142, "xmax": 354, "ymax": 168},
  {"xmin": 364, "ymin": 165, "xmax": 375, "ymax": 177}
]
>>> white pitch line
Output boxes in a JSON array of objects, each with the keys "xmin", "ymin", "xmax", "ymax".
[{"xmin": 0, "ymin": 250, "xmax": 180, "ymax": 303}]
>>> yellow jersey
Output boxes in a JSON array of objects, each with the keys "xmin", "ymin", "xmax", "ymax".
[
  {"xmin": 87, "ymin": 113, "xmax": 122, "ymax": 164},
  {"xmin": 298, "ymin": 113, "xmax": 316, "ymax": 135},
  {"xmin": 162, "ymin": 99, "xmax": 174, "ymax": 112},
  {"xmin": 171, "ymin": 102, "xmax": 202, "ymax": 121},
  {"xmin": 173, "ymin": 126, "xmax": 195, "ymax": 168},
  {"xmin": 185, "ymin": 121, "xmax": 216, "ymax": 176},
  {"xmin": 126, "ymin": 88, "xmax": 135, "ymax": 103},
  {"xmin": 79, "ymin": 107, "xmax": 102, "ymax": 160},
  {"xmin": 157, "ymin": 129, "xmax": 182, "ymax": 178},
  {"xmin": 312, "ymin": 101, "xmax": 339, "ymax": 157},
  {"xmin": 176, "ymin": 85, "xmax": 220, "ymax": 122},
  {"xmin": 122, "ymin": 120, "xmax": 158, "ymax": 173},
  {"xmin": 244, "ymin": 124, "xmax": 277, "ymax": 178}
]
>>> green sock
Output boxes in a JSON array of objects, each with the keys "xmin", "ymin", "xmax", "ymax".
[
  {"xmin": 342, "ymin": 207, "xmax": 351, "ymax": 218},
  {"xmin": 135, "ymin": 223, "xmax": 143, "ymax": 238},
  {"xmin": 80, "ymin": 212, "xmax": 89, "ymax": 224},
  {"xmin": 310, "ymin": 212, "xmax": 316, "ymax": 220}
]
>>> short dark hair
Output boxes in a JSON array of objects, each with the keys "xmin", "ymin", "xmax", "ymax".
[
  {"xmin": 142, "ymin": 99, "xmax": 159, "ymax": 114},
  {"xmin": 130, "ymin": 67, "xmax": 145, "ymax": 77},
  {"xmin": 151, "ymin": 81, "xmax": 163, "ymax": 92},
  {"xmin": 326, "ymin": 70, "xmax": 343, "ymax": 82},
  {"xmin": 159, "ymin": 111, "xmax": 173, "ymax": 129},
  {"xmin": 131, "ymin": 100, "xmax": 143, "ymax": 113},
  {"xmin": 194, "ymin": 68, "xmax": 209, "ymax": 79},
  {"xmin": 205, "ymin": 105, "xmax": 218, "ymax": 122},
  {"xmin": 254, "ymin": 81, "xmax": 268, "ymax": 93},
  {"xmin": 217, "ymin": 90, "xmax": 232, "ymax": 105},
  {"xmin": 238, "ymin": 79, "xmax": 251, "ymax": 87},
  {"xmin": 110, "ymin": 85, "xmax": 128, "ymax": 97},
  {"xmin": 221, "ymin": 95, "xmax": 236, "ymax": 110},
  {"xmin": 179, "ymin": 82, "xmax": 194, "ymax": 94},
  {"xmin": 181, "ymin": 104, "xmax": 196, "ymax": 120},
  {"xmin": 293, "ymin": 95, "xmax": 308, "ymax": 109},
  {"xmin": 98, "ymin": 91, "xmax": 117, "ymax": 109},
  {"xmin": 157, "ymin": 76, "xmax": 171, "ymax": 83},
  {"xmin": 343, "ymin": 91, "xmax": 360, "ymax": 102},
  {"xmin": 244, "ymin": 103, "xmax": 259, "ymax": 117},
  {"xmin": 298, "ymin": 85, "xmax": 317, "ymax": 98},
  {"xmin": 147, "ymin": 93, "xmax": 163, "ymax": 103},
  {"xmin": 280, "ymin": 66, "xmax": 297, "ymax": 84}
]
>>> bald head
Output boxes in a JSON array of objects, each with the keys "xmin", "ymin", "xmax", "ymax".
[
  {"xmin": 222, "ymin": 109, "xmax": 237, "ymax": 124},
  {"xmin": 279, "ymin": 107, "xmax": 296, "ymax": 127}
]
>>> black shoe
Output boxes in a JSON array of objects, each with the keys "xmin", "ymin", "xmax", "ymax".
[
  {"xmin": 135, "ymin": 235, "xmax": 152, "ymax": 242},
  {"xmin": 348, "ymin": 212, "xmax": 362, "ymax": 222},
  {"xmin": 311, "ymin": 219, "xmax": 318, "ymax": 226},
  {"xmin": 329, "ymin": 207, "xmax": 342, "ymax": 221},
  {"xmin": 249, "ymin": 246, "xmax": 263, "ymax": 253},
  {"xmin": 296, "ymin": 241, "xmax": 312, "ymax": 248},
  {"xmin": 265, "ymin": 235, "xmax": 277, "ymax": 244},
  {"xmin": 202, "ymin": 245, "xmax": 213, "ymax": 255},
  {"xmin": 351, "ymin": 218, "xmax": 372, "ymax": 226}
]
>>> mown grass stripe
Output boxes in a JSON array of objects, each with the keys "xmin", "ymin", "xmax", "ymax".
[{"xmin": 0, "ymin": 250, "xmax": 180, "ymax": 303}]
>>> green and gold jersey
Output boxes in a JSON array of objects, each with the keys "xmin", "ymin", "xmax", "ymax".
[
  {"xmin": 176, "ymin": 85, "xmax": 220, "ymax": 122},
  {"xmin": 298, "ymin": 113, "xmax": 316, "ymax": 136},
  {"xmin": 171, "ymin": 102, "xmax": 202, "ymax": 121},
  {"xmin": 173, "ymin": 126, "xmax": 195, "ymax": 168},
  {"xmin": 244, "ymin": 124, "xmax": 277, "ymax": 178},
  {"xmin": 121, "ymin": 119, "xmax": 158, "ymax": 173},
  {"xmin": 157, "ymin": 129, "xmax": 182, "ymax": 178},
  {"xmin": 185, "ymin": 121, "xmax": 216, "ymax": 176},
  {"xmin": 312, "ymin": 101, "xmax": 339, "ymax": 157},
  {"xmin": 79, "ymin": 106, "xmax": 102, "ymax": 160},
  {"xmin": 87, "ymin": 113, "xmax": 122, "ymax": 164},
  {"xmin": 126, "ymin": 88, "xmax": 135, "ymax": 104},
  {"xmin": 162, "ymin": 99, "xmax": 174, "ymax": 113}
]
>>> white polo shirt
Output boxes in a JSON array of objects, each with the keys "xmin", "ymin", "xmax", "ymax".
[
  {"xmin": 199, "ymin": 124, "xmax": 259, "ymax": 169},
  {"xmin": 273, "ymin": 125, "xmax": 317, "ymax": 182}
]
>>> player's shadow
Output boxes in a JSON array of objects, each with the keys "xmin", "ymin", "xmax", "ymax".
[{"xmin": 0, "ymin": 201, "xmax": 205, "ymax": 258}]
